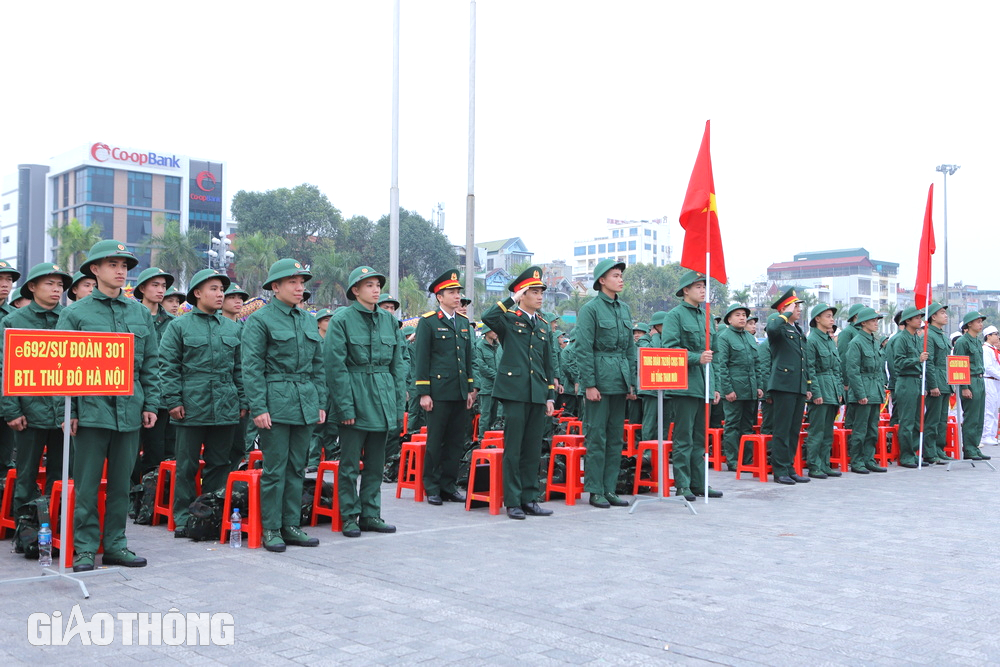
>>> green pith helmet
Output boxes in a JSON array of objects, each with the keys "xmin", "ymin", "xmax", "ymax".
[
  {"xmin": 377, "ymin": 293, "xmax": 400, "ymax": 309},
  {"xmin": 80, "ymin": 239, "xmax": 138, "ymax": 278},
  {"xmin": 898, "ymin": 306, "xmax": 923, "ymax": 324},
  {"xmin": 262, "ymin": 258, "xmax": 312, "ymax": 291},
  {"xmin": 723, "ymin": 303, "xmax": 752, "ymax": 325},
  {"xmin": 592, "ymin": 258, "xmax": 626, "ymax": 292},
  {"xmin": 854, "ymin": 307, "xmax": 882, "ymax": 324},
  {"xmin": 632, "ymin": 322, "xmax": 649, "ymax": 334},
  {"xmin": 808, "ymin": 302, "xmax": 837, "ymax": 328},
  {"xmin": 163, "ymin": 285, "xmax": 185, "ymax": 302},
  {"xmin": 67, "ymin": 271, "xmax": 91, "ymax": 301},
  {"xmin": 649, "ymin": 311, "xmax": 668, "ymax": 327},
  {"xmin": 675, "ymin": 269, "xmax": 707, "ymax": 297},
  {"xmin": 962, "ymin": 310, "xmax": 985, "ymax": 329},
  {"xmin": 925, "ymin": 302, "xmax": 947, "ymax": 319},
  {"xmin": 19, "ymin": 262, "xmax": 73, "ymax": 301},
  {"xmin": 133, "ymin": 267, "xmax": 176, "ymax": 301},
  {"xmin": 224, "ymin": 282, "xmax": 250, "ymax": 300},
  {"xmin": 345, "ymin": 266, "xmax": 386, "ymax": 301},
  {"xmin": 401, "ymin": 325, "xmax": 417, "ymax": 338},
  {"xmin": 185, "ymin": 269, "xmax": 231, "ymax": 305},
  {"xmin": 845, "ymin": 302, "xmax": 866, "ymax": 323},
  {"xmin": 0, "ymin": 260, "xmax": 21, "ymax": 283},
  {"xmin": 315, "ymin": 308, "xmax": 334, "ymax": 321}
]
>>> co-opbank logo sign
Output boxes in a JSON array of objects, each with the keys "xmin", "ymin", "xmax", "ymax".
[{"xmin": 90, "ymin": 142, "xmax": 181, "ymax": 169}]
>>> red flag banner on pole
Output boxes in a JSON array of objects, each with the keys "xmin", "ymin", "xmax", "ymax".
[
  {"xmin": 914, "ymin": 183, "xmax": 935, "ymax": 309},
  {"xmin": 679, "ymin": 120, "xmax": 727, "ymax": 284}
]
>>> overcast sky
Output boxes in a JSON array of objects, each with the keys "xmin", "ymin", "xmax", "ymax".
[{"xmin": 3, "ymin": 1, "xmax": 994, "ymax": 291}]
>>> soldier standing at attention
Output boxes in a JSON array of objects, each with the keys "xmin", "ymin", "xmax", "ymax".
[
  {"xmin": 326, "ymin": 267, "xmax": 405, "ymax": 537},
  {"xmin": 837, "ymin": 303, "xmax": 866, "ymax": 432},
  {"xmin": 0, "ymin": 261, "xmax": 20, "ymax": 474},
  {"xmin": 923, "ymin": 303, "xmax": 953, "ymax": 464},
  {"xmin": 56, "ymin": 241, "xmax": 160, "ymax": 571},
  {"xmin": 954, "ymin": 312, "xmax": 991, "ymax": 461},
  {"xmin": 221, "ymin": 282, "xmax": 252, "ymax": 469},
  {"xmin": 661, "ymin": 271, "xmax": 721, "ymax": 500},
  {"xmin": 715, "ymin": 304, "xmax": 760, "ymax": 472},
  {"xmin": 482, "ymin": 266, "xmax": 556, "ymax": 519},
  {"xmin": 414, "ymin": 270, "xmax": 477, "ymax": 506},
  {"xmin": 159, "ymin": 269, "xmax": 246, "ymax": 536},
  {"xmin": 161, "ymin": 286, "xmax": 185, "ymax": 316},
  {"xmin": 307, "ymin": 307, "xmax": 336, "ymax": 470},
  {"xmin": 803, "ymin": 303, "xmax": 843, "ymax": 479},
  {"xmin": 67, "ymin": 271, "xmax": 96, "ymax": 303},
  {"xmin": 574, "ymin": 259, "xmax": 635, "ymax": 508},
  {"xmin": 845, "ymin": 308, "xmax": 888, "ymax": 474},
  {"xmin": 627, "ymin": 323, "xmax": 648, "ymax": 426},
  {"xmin": 133, "ymin": 267, "xmax": 175, "ymax": 483},
  {"xmin": 1, "ymin": 263, "xmax": 72, "ymax": 511},
  {"xmin": 242, "ymin": 259, "xmax": 326, "ymax": 552},
  {"xmin": 474, "ymin": 325, "xmax": 502, "ymax": 430},
  {"xmin": 891, "ymin": 307, "xmax": 928, "ymax": 468},
  {"xmin": 561, "ymin": 334, "xmax": 583, "ymax": 420},
  {"xmin": 765, "ymin": 288, "xmax": 812, "ymax": 485}
]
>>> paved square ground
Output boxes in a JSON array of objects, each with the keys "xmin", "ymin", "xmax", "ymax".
[{"xmin": 2, "ymin": 456, "xmax": 998, "ymax": 665}]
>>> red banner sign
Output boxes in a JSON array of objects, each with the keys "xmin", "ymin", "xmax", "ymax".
[
  {"xmin": 947, "ymin": 355, "xmax": 971, "ymax": 385},
  {"xmin": 3, "ymin": 329, "xmax": 134, "ymax": 397},
  {"xmin": 638, "ymin": 348, "xmax": 689, "ymax": 391}
]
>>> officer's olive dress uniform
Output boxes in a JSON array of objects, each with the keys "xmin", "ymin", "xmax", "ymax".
[
  {"xmin": 159, "ymin": 272, "xmax": 245, "ymax": 531},
  {"xmin": 765, "ymin": 294, "xmax": 811, "ymax": 481},
  {"xmin": 242, "ymin": 285, "xmax": 326, "ymax": 536},
  {"xmin": 662, "ymin": 298, "xmax": 716, "ymax": 495},
  {"xmin": 0, "ymin": 267, "xmax": 71, "ymax": 510},
  {"xmin": 482, "ymin": 291, "xmax": 555, "ymax": 510},
  {"xmin": 954, "ymin": 324, "xmax": 988, "ymax": 460},
  {"xmin": 56, "ymin": 245, "xmax": 160, "ymax": 567},
  {"xmin": 474, "ymin": 333, "xmax": 502, "ymax": 431},
  {"xmin": 715, "ymin": 312, "xmax": 759, "ymax": 469},
  {"xmin": 574, "ymin": 288, "xmax": 635, "ymax": 499},
  {"xmin": 845, "ymin": 325, "xmax": 884, "ymax": 471},
  {"xmin": 923, "ymin": 318, "xmax": 952, "ymax": 462},
  {"xmin": 326, "ymin": 295, "xmax": 405, "ymax": 529},
  {"xmin": 804, "ymin": 319, "xmax": 842, "ymax": 475}
]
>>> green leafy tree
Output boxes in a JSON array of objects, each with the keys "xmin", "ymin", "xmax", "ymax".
[
  {"xmin": 731, "ymin": 288, "xmax": 751, "ymax": 305},
  {"xmin": 371, "ymin": 209, "xmax": 458, "ymax": 289},
  {"xmin": 48, "ymin": 218, "xmax": 104, "ymax": 271},
  {"xmin": 230, "ymin": 183, "xmax": 343, "ymax": 267},
  {"xmin": 143, "ymin": 219, "xmax": 209, "ymax": 287},
  {"xmin": 233, "ymin": 232, "xmax": 287, "ymax": 297},
  {"xmin": 310, "ymin": 243, "xmax": 358, "ymax": 307}
]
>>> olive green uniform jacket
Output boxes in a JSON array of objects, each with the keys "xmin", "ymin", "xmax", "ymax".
[
  {"xmin": 662, "ymin": 302, "xmax": 716, "ymax": 399},
  {"xmin": 574, "ymin": 291, "xmax": 635, "ymax": 394},
  {"xmin": 715, "ymin": 326, "xmax": 758, "ymax": 399},
  {"xmin": 473, "ymin": 336, "xmax": 501, "ymax": 395},
  {"xmin": 923, "ymin": 325, "xmax": 952, "ymax": 396},
  {"xmin": 806, "ymin": 327, "xmax": 842, "ymax": 403},
  {"xmin": 0, "ymin": 302, "xmax": 66, "ymax": 429},
  {"xmin": 845, "ymin": 331, "xmax": 884, "ymax": 404}
]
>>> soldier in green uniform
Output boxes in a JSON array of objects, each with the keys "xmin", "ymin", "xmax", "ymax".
[
  {"xmin": 574, "ymin": 259, "xmax": 635, "ymax": 508},
  {"xmin": 222, "ymin": 281, "xmax": 248, "ymax": 323},
  {"xmin": 414, "ymin": 269, "xmax": 477, "ymax": 505},
  {"xmin": 326, "ymin": 267, "xmax": 405, "ymax": 536},
  {"xmin": 160, "ymin": 269, "xmax": 246, "ymax": 536},
  {"xmin": 716, "ymin": 303, "xmax": 761, "ymax": 472},
  {"xmin": 765, "ymin": 288, "xmax": 812, "ymax": 485},
  {"xmin": 560, "ymin": 334, "xmax": 583, "ymax": 419},
  {"xmin": 891, "ymin": 306, "xmax": 929, "ymax": 467},
  {"xmin": 67, "ymin": 271, "xmax": 96, "ymax": 302},
  {"xmin": 923, "ymin": 303, "xmax": 953, "ymax": 464},
  {"xmin": 403, "ymin": 325, "xmax": 425, "ymax": 434},
  {"xmin": 1, "ymin": 263, "xmax": 72, "ymax": 510},
  {"xmin": 482, "ymin": 267, "xmax": 556, "ymax": 519},
  {"xmin": 162, "ymin": 286, "xmax": 185, "ymax": 316},
  {"xmin": 474, "ymin": 324, "xmax": 502, "ymax": 431},
  {"xmin": 844, "ymin": 308, "xmax": 887, "ymax": 473},
  {"xmin": 639, "ymin": 311, "xmax": 668, "ymax": 442},
  {"xmin": 804, "ymin": 303, "xmax": 844, "ymax": 478},
  {"xmin": 242, "ymin": 259, "xmax": 326, "ymax": 552},
  {"xmin": 627, "ymin": 323, "xmax": 648, "ymax": 425},
  {"xmin": 307, "ymin": 307, "xmax": 336, "ymax": 469},
  {"xmin": 133, "ymin": 267, "xmax": 176, "ymax": 483},
  {"xmin": 955, "ymin": 311, "xmax": 990, "ymax": 460},
  {"xmin": 57, "ymin": 241, "xmax": 160, "ymax": 571},
  {"xmin": 221, "ymin": 281, "xmax": 253, "ymax": 468},
  {"xmin": 837, "ymin": 303, "xmax": 866, "ymax": 432},
  {"xmin": 376, "ymin": 295, "xmax": 408, "ymax": 473},
  {"xmin": 662, "ymin": 270, "xmax": 721, "ymax": 500},
  {"xmin": 0, "ymin": 260, "xmax": 20, "ymax": 474},
  {"xmin": 758, "ymin": 338, "xmax": 773, "ymax": 435}
]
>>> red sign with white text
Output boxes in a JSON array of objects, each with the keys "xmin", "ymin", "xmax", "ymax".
[
  {"xmin": 947, "ymin": 355, "xmax": 971, "ymax": 385},
  {"xmin": 638, "ymin": 348, "xmax": 689, "ymax": 391},
  {"xmin": 3, "ymin": 329, "xmax": 134, "ymax": 396}
]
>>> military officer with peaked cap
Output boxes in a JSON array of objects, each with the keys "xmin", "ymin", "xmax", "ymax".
[
  {"xmin": 0, "ymin": 262, "xmax": 72, "ymax": 511},
  {"xmin": 0, "ymin": 260, "xmax": 20, "ymax": 473},
  {"xmin": 716, "ymin": 303, "xmax": 761, "ymax": 472},
  {"xmin": 414, "ymin": 269, "xmax": 477, "ymax": 505},
  {"xmin": 574, "ymin": 258, "xmax": 635, "ymax": 508},
  {"xmin": 803, "ymin": 303, "xmax": 843, "ymax": 478},
  {"xmin": 56, "ymin": 240, "xmax": 160, "ymax": 571},
  {"xmin": 955, "ymin": 311, "xmax": 991, "ymax": 461},
  {"xmin": 242, "ymin": 258, "xmax": 326, "ymax": 552},
  {"xmin": 662, "ymin": 270, "xmax": 721, "ymax": 500},
  {"xmin": 765, "ymin": 287, "xmax": 812, "ymax": 485}
]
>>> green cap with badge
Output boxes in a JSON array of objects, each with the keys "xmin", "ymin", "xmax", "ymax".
[
  {"xmin": 80, "ymin": 239, "xmax": 138, "ymax": 277},
  {"xmin": 185, "ymin": 268, "xmax": 231, "ymax": 305},
  {"xmin": 19, "ymin": 262, "xmax": 72, "ymax": 301}
]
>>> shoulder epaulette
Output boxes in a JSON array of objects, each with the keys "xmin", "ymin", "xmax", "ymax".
[
  {"xmin": 421, "ymin": 311, "xmax": 436, "ymax": 318},
  {"xmin": 538, "ymin": 315, "xmax": 548, "ymax": 325},
  {"xmin": 457, "ymin": 312, "xmax": 469, "ymax": 320}
]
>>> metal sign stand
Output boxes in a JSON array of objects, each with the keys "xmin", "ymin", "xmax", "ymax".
[
  {"xmin": 630, "ymin": 390, "xmax": 696, "ymax": 515},
  {"xmin": 0, "ymin": 397, "xmax": 126, "ymax": 598}
]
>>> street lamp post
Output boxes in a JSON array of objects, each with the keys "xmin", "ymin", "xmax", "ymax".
[
  {"xmin": 207, "ymin": 231, "xmax": 234, "ymax": 273},
  {"xmin": 935, "ymin": 164, "xmax": 960, "ymax": 306}
]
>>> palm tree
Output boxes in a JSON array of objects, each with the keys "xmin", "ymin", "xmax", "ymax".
[
  {"xmin": 310, "ymin": 244, "xmax": 358, "ymax": 306},
  {"xmin": 144, "ymin": 219, "xmax": 209, "ymax": 287},
  {"xmin": 732, "ymin": 288, "xmax": 751, "ymax": 305},
  {"xmin": 233, "ymin": 232, "xmax": 287, "ymax": 297},
  {"xmin": 398, "ymin": 275, "xmax": 429, "ymax": 318},
  {"xmin": 48, "ymin": 218, "xmax": 104, "ymax": 271}
]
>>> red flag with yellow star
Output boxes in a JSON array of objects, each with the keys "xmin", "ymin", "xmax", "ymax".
[
  {"xmin": 913, "ymin": 183, "xmax": 935, "ymax": 309},
  {"xmin": 679, "ymin": 120, "xmax": 727, "ymax": 284}
]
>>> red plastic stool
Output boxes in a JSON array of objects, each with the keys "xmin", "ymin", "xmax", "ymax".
[
  {"xmin": 707, "ymin": 427, "xmax": 726, "ymax": 471},
  {"xmin": 0, "ymin": 468, "xmax": 16, "ymax": 538},
  {"xmin": 546, "ymin": 441, "xmax": 586, "ymax": 505},
  {"xmin": 471, "ymin": 413, "xmax": 481, "ymax": 443},
  {"xmin": 552, "ymin": 434, "xmax": 585, "ymax": 449},
  {"xmin": 465, "ymin": 448, "xmax": 504, "ymax": 515},
  {"xmin": 634, "ymin": 439, "xmax": 674, "ymax": 495},
  {"xmin": 152, "ymin": 459, "xmax": 203, "ymax": 531},
  {"xmin": 50, "ymin": 479, "xmax": 106, "ymax": 569},
  {"xmin": 622, "ymin": 423, "xmax": 642, "ymax": 456},
  {"xmin": 220, "ymin": 470, "xmax": 262, "ymax": 549},
  {"xmin": 481, "ymin": 437, "xmax": 504, "ymax": 449},
  {"xmin": 565, "ymin": 420, "xmax": 584, "ymax": 435},
  {"xmin": 396, "ymin": 442, "xmax": 426, "ymax": 502},
  {"xmin": 409, "ymin": 433, "xmax": 427, "ymax": 443},
  {"xmin": 945, "ymin": 422, "xmax": 960, "ymax": 458},
  {"xmin": 794, "ymin": 431, "xmax": 807, "ymax": 476},
  {"xmin": 736, "ymin": 434, "xmax": 771, "ymax": 481},
  {"xmin": 558, "ymin": 415, "xmax": 575, "ymax": 424},
  {"xmin": 831, "ymin": 428, "xmax": 852, "ymax": 471},
  {"xmin": 876, "ymin": 424, "xmax": 899, "ymax": 466},
  {"xmin": 311, "ymin": 460, "xmax": 342, "ymax": 531},
  {"xmin": 248, "ymin": 449, "xmax": 263, "ymax": 470},
  {"xmin": 482, "ymin": 430, "xmax": 504, "ymax": 442}
]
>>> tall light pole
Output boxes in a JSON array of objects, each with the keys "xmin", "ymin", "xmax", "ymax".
[
  {"xmin": 465, "ymin": 0, "xmax": 477, "ymax": 319},
  {"xmin": 389, "ymin": 0, "xmax": 401, "ymax": 304},
  {"xmin": 936, "ymin": 164, "xmax": 959, "ymax": 305}
]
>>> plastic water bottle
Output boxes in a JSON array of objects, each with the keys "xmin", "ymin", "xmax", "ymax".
[
  {"xmin": 230, "ymin": 509, "xmax": 242, "ymax": 548},
  {"xmin": 38, "ymin": 523, "xmax": 52, "ymax": 566}
]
